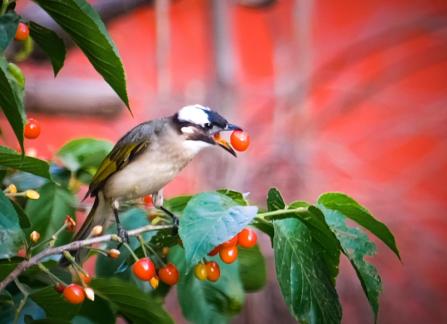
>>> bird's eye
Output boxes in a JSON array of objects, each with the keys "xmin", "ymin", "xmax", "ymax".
[{"xmin": 204, "ymin": 123, "xmax": 212, "ymax": 129}]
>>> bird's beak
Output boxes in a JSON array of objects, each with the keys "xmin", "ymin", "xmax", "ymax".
[
  {"xmin": 224, "ymin": 123, "xmax": 242, "ymax": 131},
  {"xmin": 213, "ymin": 133, "xmax": 237, "ymax": 157}
]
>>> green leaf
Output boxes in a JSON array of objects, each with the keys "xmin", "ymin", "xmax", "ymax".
[
  {"xmin": 25, "ymin": 183, "xmax": 76, "ymax": 251},
  {"xmin": 29, "ymin": 21, "xmax": 66, "ymax": 75},
  {"xmin": 77, "ymin": 295, "xmax": 115, "ymax": 324},
  {"xmin": 11, "ymin": 199, "xmax": 31, "ymax": 228},
  {"xmin": 0, "ymin": 146, "xmax": 51, "ymax": 179},
  {"xmin": 30, "ymin": 286, "xmax": 80, "ymax": 320},
  {"xmin": 56, "ymin": 138, "xmax": 113, "ymax": 172},
  {"xmin": 318, "ymin": 193, "xmax": 400, "ymax": 259},
  {"xmin": 0, "ymin": 191, "xmax": 24, "ymax": 258},
  {"xmin": 0, "ymin": 12, "xmax": 19, "ymax": 52},
  {"xmin": 217, "ymin": 189, "xmax": 249, "ymax": 206},
  {"xmin": 273, "ymin": 218, "xmax": 342, "ymax": 324},
  {"xmin": 164, "ymin": 195, "xmax": 192, "ymax": 213},
  {"xmin": 0, "ymin": 57, "xmax": 25, "ymax": 151},
  {"xmin": 321, "ymin": 207, "xmax": 382, "ymax": 321},
  {"xmin": 170, "ymin": 246, "xmax": 244, "ymax": 324},
  {"xmin": 238, "ymin": 245, "xmax": 266, "ymax": 292},
  {"xmin": 179, "ymin": 192, "xmax": 258, "ymax": 270},
  {"xmin": 267, "ymin": 187, "xmax": 286, "ymax": 211},
  {"xmin": 90, "ymin": 277, "xmax": 173, "ymax": 324},
  {"xmin": 34, "ymin": 0, "xmax": 129, "ymax": 109}
]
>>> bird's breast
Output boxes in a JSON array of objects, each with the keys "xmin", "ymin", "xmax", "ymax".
[{"xmin": 103, "ymin": 143, "xmax": 195, "ymax": 201}]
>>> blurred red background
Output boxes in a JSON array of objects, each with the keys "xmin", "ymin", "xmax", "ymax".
[{"xmin": 1, "ymin": 0, "xmax": 447, "ymax": 323}]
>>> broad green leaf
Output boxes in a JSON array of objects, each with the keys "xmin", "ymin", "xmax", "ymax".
[
  {"xmin": 321, "ymin": 207, "xmax": 382, "ymax": 321},
  {"xmin": 25, "ymin": 183, "xmax": 76, "ymax": 251},
  {"xmin": 29, "ymin": 21, "xmax": 66, "ymax": 75},
  {"xmin": 273, "ymin": 218, "xmax": 342, "ymax": 324},
  {"xmin": 164, "ymin": 195, "xmax": 192, "ymax": 213},
  {"xmin": 318, "ymin": 193, "xmax": 400, "ymax": 259},
  {"xmin": 0, "ymin": 12, "xmax": 19, "ymax": 52},
  {"xmin": 170, "ymin": 246, "xmax": 244, "ymax": 324},
  {"xmin": 217, "ymin": 189, "xmax": 249, "ymax": 206},
  {"xmin": 56, "ymin": 138, "xmax": 113, "ymax": 172},
  {"xmin": 30, "ymin": 286, "xmax": 80, "ymax": 320},
  {"xmin": 76, "ymin": 295, "xmax": 115, "ymax": 324},
  {"xmin": 0, "ymin": 290, "xmax": 15, "ymax": 324},
  {"xmin": 0, "ymin": 191, "xmax": 24, "ymax": 258},
  {"xmin": 0, "ymin": 257, "xmax": 24, "ymax": 281},
  {"xmin": 90, "ymin": 278, "xmax": 173, "ymax": 324},
  {"xmin": 179, "ymin": 192, "xmax": 258, "ymax": 270},
  {"xmin": 0, "ymin": 146, "xmax": 51, "ymax": 179},
  {"xmin": 34, "ymin": 0, "xmax": 129, "ymax": 109},
  {"xmin": 0, "ymin": 57, "xmax": 25, "ymax": 151},
  {"xmin": 238, "ymin": 245, "xmax": 266, "ymax": 292},
  {"xmin": 12, "ymin": 199, "xmax": 31, "ymax": 228},
  {"xmin": 267, "ymin": 187, "xmax": 286, "ymax": 211}
]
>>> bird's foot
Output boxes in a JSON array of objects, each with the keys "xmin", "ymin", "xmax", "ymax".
[
  {"xmin": 159, "ymin": 206, "xmax": 179, "ymax": 234},
  {"xmin": 116, "ymin": 225, "xmax": 129, "ymax": 248}
]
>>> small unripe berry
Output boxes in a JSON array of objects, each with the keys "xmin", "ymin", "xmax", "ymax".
[
  {"xmin": 25, "ymin": 190, "xmax": 40, "ymax": 200},
  {"xmin": 91, "ymin": 225, "xmax": 103, "ymax": 236},
  {"xmin": 149, "ymin": 276, "xmax": 159, "ymax": 289},
  {"xmin": 84, "ymin": 287, "xmax": 95, "ymax": 301},
  {"xmin": 107, "ymin": 249, "xmax": 121, "ymax": 259},
  {"xmin": 6, "ymin": 184, "xmax": 17, "ymax": 194},
  {"xmin": 64, "ymin": 216, "xmax": 76, "ymax": 232},
  {"xmin": 30, "ymin": 231, "xmax": 40, "ymax": 243}
]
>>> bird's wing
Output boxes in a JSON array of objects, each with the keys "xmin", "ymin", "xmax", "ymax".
[{"xmin": 85, "ymin": 123, "xmax": 154, "ymax": 198}]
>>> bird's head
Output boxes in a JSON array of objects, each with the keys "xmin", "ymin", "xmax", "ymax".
[{"xmin": 173, "ymin": 104, "xmax": 241, "ymax": 156}]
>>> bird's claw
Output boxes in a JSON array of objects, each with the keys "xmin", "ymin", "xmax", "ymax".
[{"xmin": 116, "ymin": 225, "xmax": 129, "ymax": 248}]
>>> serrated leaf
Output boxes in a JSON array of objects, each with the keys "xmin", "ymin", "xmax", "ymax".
[
  {"xmin": 238, "ymin": 245, "xmax": 266, "ymax": 292},
  {"xmin": 56, "ymin": 138, "xmax": 113, "ymax": 172},
  {"xmin": 0, "ymin": 57, "xmax": 25, "ymax": 151},
  {"xmin": 29, "ymin": 21, "xmax": 66, "ymax": 75},
  {"xmin": 318, "ymin": 193, "xmax": 400, "ymax": 259},
  {"xmin": 25, "ymin": 183, "xmax": 76, "ymax": 251},
  {"xmin": 0, "ymin": 191, "xmax": 24, "ymax": 258},
  {"xmin": 30, "ymin": 286, "xmax": 80, "ymax": 320},
  {"xmin": 0, "ymin": 12, "xmax": 19, "ymax": 52},
  {"xmin": 90, "ymin": 277, "xmax": 173, "ymax": 324},
  {"xmin": 273, "ymin": 218, "xmax": 342, "ymax": 324},
  {"xmin": 321, "ymin": 207, "xmax": 382, "ymax": 321},
  {"xmin": 0, "ymin": 146, "xmax": 51, "ymax": 179},
  {"xmin": 179, "ymin": 192, "xmax": 258, "ymax": 270},
  {"xmin": 170, "ymin": 246, "xmax": 244, "ymax": 324},
  {"xmin": 34, "ymin": 0, "xmax": 129, "ymax": 109}
]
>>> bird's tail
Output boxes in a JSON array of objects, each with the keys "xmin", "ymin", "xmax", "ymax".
[{"xmin": 60, "ymin": 193, "xmax": 111, "ymax": 266}]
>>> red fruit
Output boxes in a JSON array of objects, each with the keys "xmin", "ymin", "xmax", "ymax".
[
  {"xmin": 208, "ymin": 246, "xmax": 220, "ymax": 256},
  {"xmin": 63, "ymin": 284, "xmax": 85, "ymax": 304},
  {"xmin": 158, "ymin": 263, "xmax": 179, "ymax": 286},
  {"xmin": 238, "ymin": 228, "xmax": 257, "ymax": 248},
  {"xmin": 132, "ymin": 258, "xmax": 156, "ymax": 281},
  {"xmin": 54, "ymin": 283, "xmax": 66, "ymax": 294},
  {"xmin": 78, "ymin": 272, "xmax": 91, "ymax": 285},
  {"xmin": 15, "ymin": 22, "xmax": 30, "ymax": 41},
  {"xmin": 24, "ymin": 118, "xmax": 41, "ymax": 139},
  {"xmin": 230, "ymin": 130, "xmax": 250, "ymax": 152},
  {"xmin": 221, "ymin": 235, "xmax": 238, "ymax": 248},
  {"xmin": 205, "ymin": 261, "xmax": 220, "ymax": 282},
  {"xmin": 194, "ymin": 263, "xmax": 208, "ymax": 281},
  {"xmin": 143, "ymin": 195, "xmax": 153, "ymax": 207},
  {"xmin": 219, "ymin": 245, "xmax": 238, "ymax": 264}
]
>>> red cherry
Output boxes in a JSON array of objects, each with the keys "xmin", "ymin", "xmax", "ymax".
[
  {"xmin": 15, "ymin": 22, "xmax": 30, "ymax": 41},
  {"xmin": 78, "ymin": 272, "xmax": 92, "ymax": 285},
  {"xmin": 54, "ymin": 283, "xmax": 66, "ymax": 294},
  {"xmin": 194, "ymin": 263, "xmax": 208, "ymax": 281},
  {"xmin": 158, "ymin": 263, "xmax": 179, "ymax": 286},
  {"xmin": 205, "ymin": 261, "xmax": 220, "ymax": 282},
  {"xmin": 143, "ymin": 195, "xmax": 153, "ymax": 207},
  {"xmin": 208, "ymin": 246, "xmax": 220, "ymax": 256},
  {"xmin": 63, "ymin": 284, "xmax": 85, "ymax": 304},
  {"xmin": 230, "ymin": 130, "xmax": 250, "ymax": 152},
  {"xmin": 221, "ymin": 235, "xmax": 238, "ymax": 248},
  {"xmin": 238, "ymin": 228, "xmax": 257, "ymax": 248},
  {"xmin": 132, "ymin": 258, "xmax": 156, "ymax": 281},
  {"xmin": 24, "ymin": 118, "xmax": 41, "ymax": 139},
  {"xmin": 219, "ymin": 245, "xmax": 238, "ymax": 264}
]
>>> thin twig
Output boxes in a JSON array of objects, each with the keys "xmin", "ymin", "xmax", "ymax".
[{"xmin": 0, "ymin": 224, "xmax": 174, "ymax": 292}]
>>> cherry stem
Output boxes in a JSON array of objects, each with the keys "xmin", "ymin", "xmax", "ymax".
[
  {"xmin": 138, "ymin": 235, "xmax": 148, "ymax": 258},
  {"xmin": 37, "ymin": 263, "xmax": 66, "ymax": 285},
  {"xmin": 122, "ymin": 242, "xmax": 139, "ymax": 262},
  {"xmin": 144, "ymin": 243, "xmax": 166, "ymax": 267}
]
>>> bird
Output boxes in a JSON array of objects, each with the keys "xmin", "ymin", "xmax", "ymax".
[{"xmin": 65, "ymin": 104, "xmax": 241, "ymax": 263}]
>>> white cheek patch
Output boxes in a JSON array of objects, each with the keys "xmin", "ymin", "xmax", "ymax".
[
  {"xmin": 178, "ymin": 105, "xmax": 210, "ymax": 126},
  {"xmin": 183, "ymin": 140, "xmax": 212, "ymax": 154},
  {"xmin": 181, "ymin": 126, "xmax": 195, "ymax": 134}
]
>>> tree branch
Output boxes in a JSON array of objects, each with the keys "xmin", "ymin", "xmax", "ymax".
[{"xmin": 0, "ymin": 224, "xmax": 174, "ymax": 292}]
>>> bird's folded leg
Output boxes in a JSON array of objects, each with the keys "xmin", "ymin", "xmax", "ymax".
[
  {"xmin": 112, "ymin": 200, "xmax": 129, "ymax": 247},
  {"xmin": 153, "ymin": 190, "xmax": 179, "ymax": 229}
]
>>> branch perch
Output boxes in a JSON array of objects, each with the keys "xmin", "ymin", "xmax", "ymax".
[{"xmin": 0, "ymin": 224, "xmax": 174, "ymax": 292}]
